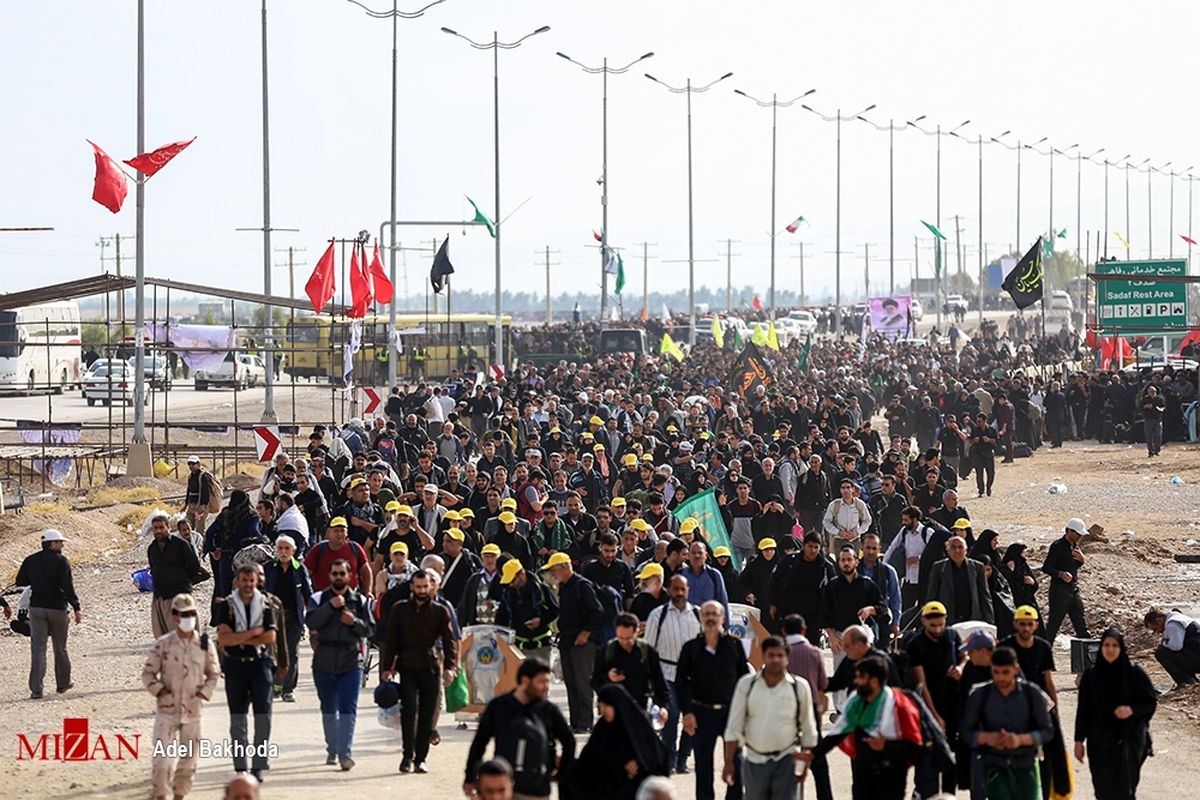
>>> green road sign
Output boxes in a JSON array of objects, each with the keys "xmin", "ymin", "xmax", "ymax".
[{"xmin": 1096, "ymin": 259, "xmax": 1189, "ymax": 331}]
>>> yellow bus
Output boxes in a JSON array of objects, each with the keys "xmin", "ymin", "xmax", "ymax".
[{"xmin": 282, "ymin": 312, "xmax": 512, "ymax": 384}]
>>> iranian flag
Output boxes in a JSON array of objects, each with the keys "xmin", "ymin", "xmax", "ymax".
[
  {"xmin": 826, "ymin": 687, "xmax": 922, "ymax": 758},
  {"xmin": 785, "ymin": 215, "xmax": 809, "ymax": 233}
]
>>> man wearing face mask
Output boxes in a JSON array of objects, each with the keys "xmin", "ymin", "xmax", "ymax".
[
  {"xmin": 142, "ymin": 593, "xmax": 221, "ymax": 800},
  {"xmin": 306, "ymin": 559, "xmax": 375, "ymax": 771}
]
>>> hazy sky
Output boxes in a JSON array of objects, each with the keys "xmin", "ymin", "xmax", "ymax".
[{"xmin": 2, "ymin": 0, "xmax": 1198, "ymax": 309}]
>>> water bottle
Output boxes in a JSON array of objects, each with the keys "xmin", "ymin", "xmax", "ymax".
[{"xmin": 648, "ymin": 702, "xmax": 665, "ymax": 732}]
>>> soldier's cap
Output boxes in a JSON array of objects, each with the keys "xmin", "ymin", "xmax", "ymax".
[
  {"xmin": 499, "ymin": 559, "xmax": 525, "ymax": 585},
  {"xmin": 171, "ymin": 593, "xmax": 198, "ymax": 613},
  {"xmin": 636, "ymin": 563, "xmax": 665, "ymax": 580},
  {"xmin": 498, "ymin": 511, "xmax": 518, "ymax": 524},
  {"xmin": 390, "ymin": 541, "xmax": 409, "ymax": 555},
  {"xmin": 1014, "ymin": 605, "xmax": 1040, "ymax": 621},
  {"xmin": 481, "ymin": 543, "xmax": 502, "ymax": 555},
  {"xmin": 921, "ymin": 601, "xmax": 947, "ymax": 618},
  {"xmin": 540, "ymin": 552, "xmax": 572, "ymax": 570}
]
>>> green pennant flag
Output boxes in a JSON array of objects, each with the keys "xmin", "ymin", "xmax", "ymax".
[
  {"xmin": 614, "ymin": 252, "xmax": 626, "ymax": 295},
  {"xmin": 674, "ymin": 488, "xmax": 739, "ymax": 568},
  {"xmin": 798, "ymin": 332, "xmax": 812, "ymax": 371},
  {"xmin": 921, "ymin": 220, "xmax": 947, "ymax": 240},
  {"xmin": 1056, "ymin": 228, "xmax": 1067, "ymax": 239},
  {"xmin": 732, "ymin": 325, "xmax": 744, "ymax": 351},
  {"xmin": 466, "ymin": 196, "xmax": 495, "ymax": 238},
  {"xmin": 1043, "ymin": 236, "xmax": 1055, "ymax": 257}
]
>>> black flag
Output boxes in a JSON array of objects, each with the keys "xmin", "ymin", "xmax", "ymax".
[
  {"xmin": 728, "ymin": 342, "xmax": 775, "ymax": 399},
  {"xmin": 1002, "ymin": 238, "xmax": 1044, "ymax": 309},
  {"xmin": 430, "ymin": 236, "xmax": 454, "ymax": 294}
]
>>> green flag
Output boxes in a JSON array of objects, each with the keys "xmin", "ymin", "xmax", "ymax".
[
  {"xmin": 466, "ymin": 196, "xmax": 495, "ymax": 238},
  {"xmin": 740, "ymin": 297, "xmax": 750, "ymax": 309},
  {"xmin": 732, "ymin": 325, "xmax": 744, "ymax": 350},
  {"xmin": 674, "ymin": 488, "xmax": 739, "ymax": 568},
  {"xmin": 614, "ymin": 252, "xmax": 626, "ymax": 295},
  {"xmin": 798, "ymin": 333, "xmax": 812, "ymax": 371},
  {"xmin": 1056, "ymin": 228, "xmax": 1067, "ymax": 239},
  {"xmin": 921, "ymin": 220, "xmax": 947, "ymax": 240}
]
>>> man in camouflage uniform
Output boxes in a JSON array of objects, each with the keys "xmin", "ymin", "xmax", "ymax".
[{"xmin": 142, "ymin": 593, "xmax": 221, "ymax": 800}]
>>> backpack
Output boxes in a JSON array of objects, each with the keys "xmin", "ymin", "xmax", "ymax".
[
  {"xmin": 595, "ymin": 584, "xmax": 625, "ymax": 643},
  {"xmin": 376, "ymin": 437, "xmax": 399, "ymax": 466},
  {"xmin": 205, "ymin": 472, "xmax": 223, "ymax": 514},
  {"xmin": 495, "ymin": 706, "xmax": 551, "ymax": 795},
  {"xmin": 233, "ymin": 540, "xmax": 275, "ymax": 570}
]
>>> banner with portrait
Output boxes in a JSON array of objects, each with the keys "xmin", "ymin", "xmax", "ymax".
[{"xmin": 868, "ymin": 296, "xmax": 913, "ymax": 336}]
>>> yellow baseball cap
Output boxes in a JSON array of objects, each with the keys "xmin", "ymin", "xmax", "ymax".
[
  {"xmin": 498, "ymin": 511, "xmax": 518, "ymax": 525},
  {"xmin": 679, "ymin": 518, "xmax": 699, "ymax": 534},
  {"xmin": 758, "ymin": 538, "xmax": 777, "ymax": 550},
  {"xmin": 349, "ymin": 477, "xmax": 368, "ymax": 489},
  {"xmin": 641, "ymin": 453, "xmax": 655, "ymax": 462},
  {"xmin": 629, "ymin": 517, "xmax": 651, "ymax": 532},
  {"xmin": 328, "ymin": 516, "xmax": 348, "ymax": 528},
  {"xmin": 636, "ymin": 563, "xmax": 665, "ymax": 580},
  {"xmin": 1014, "ymin": 605, "xmax": 1040, "ymax": 621},
  {"xmin": 395, "ymin": 504, "xmax": 414, "ymax": 517},
  {"xmin": 501, "ymin": 497, "xmax": 517, "ymax": 510},
  {"xmin": 550, "ymin": 426, "xmax": 562, "ymax": 433},
  {"xmin": 713, "ymin": 546, "xmax": 732, "ymax": 559},
  {"xmin": 481, "ymin": 543, "xmax": 501, "ymax": 555},
  {"xmin": 611, "ymin": 497, "xmax": 627, "ymax": 508},
  {"xmin": 952, "ymin": 518, "xmax": 972, "ymax": 529},
  {"xmin": 499, "ymin": 559, "xmax": 525, "ymax": 584},
  {"xmin": 389, "ymin": 541, "xmax": 409, "ymax": 555},
  {"xmin": 589, "ymin": 415, "xmax": 604, "ymax": 426},
  {"xmin": 444, "ymin": 510, "xmax": 462, "ymax": 521},
  {"xmin": 458, "ymin": 507, "xmax": 475, "ymax": 518},
  {"xmin": 623, "ymin": 453, "xmax": 638, "ymax": 466},
  {"xmin": 445, "ymin": 528, "xmax": 465, "ymax": 541},
  {"xmin": 540, "ymin": 552, "xmax": 572, "ymax": 570},
  {"xmin": 593, "ymin": 443, "xmax": 605, "ymax": 451},
  {"xmin": 385, "ymin": 500, "xmax": 403, "ymax": 512},
  {"xmin": 921, "ymin": 601, "xmax": 948, "ymax": 617},
  {"xmin": 580, "ymin": 432, "xmax": 594, "ymax": 441}
]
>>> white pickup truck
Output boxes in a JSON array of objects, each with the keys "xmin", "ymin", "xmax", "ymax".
[{"xmin": 194, "ymin": 352, "xmax": 268, "ymax": 391}]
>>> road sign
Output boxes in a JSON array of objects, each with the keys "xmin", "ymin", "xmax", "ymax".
[
  {"xmin": 1097, "ymin": 259, "xmax": 1189, "ymax": 331},
  {"xmin": 363, "ymin": 387, "xmax": 381, "ymax": 415},
  {"xmin": 253, "ymin": 425, "xmax": 281, "ymax": 462}
]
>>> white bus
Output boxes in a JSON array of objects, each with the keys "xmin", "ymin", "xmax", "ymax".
[{"xmin": 0, "ymin": 301, "xmax": 82, "ymax": 392}]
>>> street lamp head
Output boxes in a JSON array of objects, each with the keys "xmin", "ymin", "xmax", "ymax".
[
  {"xmin": 556, "ymin": 51, "xmax": 571, "ymax": 60},
  {"xmin": 733, "ymin": 89, "xmax": 748, "ymax": 97},
  {"xmin": 440, "ymin": 26, "xmax": 457, "ymax": 35},
  {"xmin": 719, "ymin": 72, "xmax": 733, "ymax": 80},
  {"xmin": 803, "ymin": 88, "xmax": 816, "ymax": 97},
  {"xmin": 533, "ymin": 25, "xmax": 551, "ymax": 34},
  {"xmin": 644, "ymin": 73, "xmax": 658, "ymax": 83},
  {"xmin": 639, "ymin": 52, "xmax": 655, "ymax": 61},
  {"xmin": 1034, "ymin": 137, "xmax": 1048, "ymax": 145},
  {"xmin": 910, "ymin": 114, "xmax": 926, "ymax": 123}
]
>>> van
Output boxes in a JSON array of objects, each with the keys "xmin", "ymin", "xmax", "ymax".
[{"xmin": 597, "ymin": 328, "xmax": 648, "ymax": 356}]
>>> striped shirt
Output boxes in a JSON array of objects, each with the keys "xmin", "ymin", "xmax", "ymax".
[{"xmin": 645, "ymin": 601, "xmax": 702, "ymax": 682}]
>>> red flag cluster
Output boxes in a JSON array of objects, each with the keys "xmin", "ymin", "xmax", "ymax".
[
  {"xmin": 304, "ymin": 240, "xmax": 394, "ymax": 317},
  {"xmin": 87, "ymin": 137, "xmax": 195, "ymax": 214}
]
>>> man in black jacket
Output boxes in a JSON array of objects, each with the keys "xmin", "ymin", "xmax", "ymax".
[
  {"xmin": 147, "ymin": 512, "xmax": 201, "ymax": 638},
  {"xmin": 869, "ymin": 474, "xmax": 907, "ymax": 548},
  {"xmin": 591, "ymin": 611, "xmax": 670, "ymax": 711},
  {"xmin": 495, "ymin": 559, "xmax": 558, "ymax": 665},
  {"xmin": 768, "ymin": 532, "xmax": 835, "ymax": 646},
  {"xmin": 543, "ymin": 552, "xmax": 603, "ymax": 733},
  {"xmin": 463, "ymin": 658, "xmax": 575, "ymax": 799},
  {"xmin": 17, "ymin": 529, "xmax": 82, "ymax": 699},
  {"xmin": 821, "ymin": 546, "xmax": 889, "ymax": 657},
  {"xmin": 1041, "ymin": 517, "xmax": 1092, "ymax": 641}
]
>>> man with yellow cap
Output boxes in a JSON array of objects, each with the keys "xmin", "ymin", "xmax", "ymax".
[
  {"xmin": 629, "ymin": 561, "xmax": 668, "ymax": 623},
  {"xmin": 543, "ymin": 552, "xmax": 604, "ymax": 733},
  {"xmin": 436, "ymin": 519, "xmax": 480, "ymax": 609},
  {"xmin": 482, "ymin": 496, "xmax": 531, "ymax": 541},
  {"xmin": 142, "ymin": 593, "xmax": 221, "ymax": 800},
  {"xmin": 303, "ymin": 517, "xmax": 372, "ymax": 595},
  {"xmin": 457, "ymin": 543, "xmax": 503, "ymax": 627},
  {"xmin": 495, "ymin": 558, "xmax": 559, "ymax": 665},
  {"xmin": 372, "ymin": 503, "xmax": 434, "ymax": 575},
  {"xmin": 485, "ymin": 510, "xmax": 536, "ymax": 574},
  {"xmin": 907, "ymin": 600, "xmax": 964, "ymax": 797}
]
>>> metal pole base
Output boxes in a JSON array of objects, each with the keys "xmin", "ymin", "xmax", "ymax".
[
  {"xmin": 259, "ymin": 409, "xmax": 279, "ymax": 424},
  {"xmin": 126, "ymin": 441, "xmax": 154, "ymax": 478}
]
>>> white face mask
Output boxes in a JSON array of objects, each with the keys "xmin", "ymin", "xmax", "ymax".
[{"xmin": 177, "ymin": 616, "xmax": 197, "ymax": 633}]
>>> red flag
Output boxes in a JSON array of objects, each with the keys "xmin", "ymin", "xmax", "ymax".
[
  {"xmin": 752, "ymin": 295, "xmax": 763, "ymax": 311},
  {"xmin": 304, "ymin": 241, "xmax": 337, "ymax": 314},
  {"xmin": 368, "ymin": 243, "xmax": 393, "ymax": 304},
  {"xmin": 123, "ymin": 137, "xmax": 196, "ymax": 178},
  {"xmin": 1181, "ymin": 234, "xmax": 1198, "ymax": 246},
  {"xmin": 592, "ymin": 229, "xmax": 602, "ymax": 242},
  {"xmin": 87, "ymin": 140, "xmax": 128, "ymax": 213},
  {"xmin": 349, "ymin": 243, "xmax": 373, "ymax": 317}
]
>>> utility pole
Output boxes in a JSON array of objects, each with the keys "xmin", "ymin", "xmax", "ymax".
[
  {"xmin": 98, "ymin": 234, "xmax": 133, "ymax": 322},
  {"xmin": 633, "ymin": 242, "xmax": 657, "ymax": 319},
  {"xmin": 720, "ymin": 238, "xmax": 740, "ymax": 312},
  {"xmin": 953, "ymin": 215, "xmax": 964, "ymax": 295},
  {"xmin": 791, "ymin": 241, "xmax": 810, "ymax": 307},
  {"xmin": 274, "ymin": 246, "xmax": 306, "ymax": 299},
  {"xmin": 862, "ymin": 243, "xmax": 873, "ymax": 300},
  {"xmin": 538, "ymin": 246, "xmax": 560, "ymax": 324}
]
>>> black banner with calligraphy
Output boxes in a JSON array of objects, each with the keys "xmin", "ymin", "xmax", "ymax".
[
  {"xmin": 729, "ymin": 342, "xmax": 775, "ymax": 398},
  {"xmin": 1002, "ymin": 238, "xmax": 1044, "ymax": 310}
]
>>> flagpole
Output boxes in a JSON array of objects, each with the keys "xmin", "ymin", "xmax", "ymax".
[
  {"xmin": 130, "ymin": 0, "xmax": 148, "ymax": 466},
  {"xmin": 259, "ymin": 0, "xmax": 278, "ymax": 423}
]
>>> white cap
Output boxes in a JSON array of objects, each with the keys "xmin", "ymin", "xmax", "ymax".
[
  {"xmin": 42, "ymin": 529, "xmax": 68, "ymax": 543},
  {"xmin": 1065, "ymin": 518, "xmax": 1088, "ymax": 536},
  {"xmin": 186, "ymin": 455, "xmax": 201, "ymax": 464},
  {"xmin": 423, "ymin": 483, "xmax": 438, "ymax": 494}
]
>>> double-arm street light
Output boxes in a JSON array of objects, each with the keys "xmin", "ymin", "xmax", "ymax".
[
  {"xmin": 801, "ymin": 103, "xmax": 875, "ymax": 339},
  {"xmin": 907, "ymin": 117, "xmax": 967, "ymax": 330},
  {"xmin": 733, "ymin": 87, "xmax": 815, "ymax": 318},
  {"xmin": 347, "ymin": 0, "xmax": 446, "ymax": 388},
  {"xmin": 857, "ymin": 114, "xmax": 911, "ymax": 296},
  {"xmin": 558, "ymin": 49, "xmax": 654, "ymax": 326},
  {"xmin": 442, "ymin": 24, "xmax": 550, "ymax": 367},
  {"xmin": 1076, "ymin": 148, "xmax": 1104, "ymax": 273},
  {"xmin": 1125, "ymin": 157, "xmax": 1150, "ymax": 259},
  {"xmin": 645, "ymin": 70, "xmax": 733, "ymax": 345}
]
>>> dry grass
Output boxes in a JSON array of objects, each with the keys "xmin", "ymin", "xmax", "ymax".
[
  {"xmin": 225, "ymin": 461, "xmax": 266, "ymax": 479},
  {"xmin": 22, "ymin": 501, "xmax": 74, "ymax": 515},
  {"xmin": 84, "ymin": 485, "xmax": 164, "ymax": 507},
  {"xmin": 115, "ymin": 507, "xmax": 150, "ymax": 529}
]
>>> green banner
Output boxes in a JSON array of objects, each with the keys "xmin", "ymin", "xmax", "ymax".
[{"xmin": 674, "ymin": 488, "xmax": 737, "ymax": 569}]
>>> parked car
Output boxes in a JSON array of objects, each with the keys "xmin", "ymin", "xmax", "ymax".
[
  {"xmin": 785, "ymin": 309, "xmax": 818, "ymax": 335},
  {"xmin": 82, "ymin": 362, "xmax": 141, "ymax": 406},
  {"xmin": 194, "ymin": 352, "xmax": 268, "ymax": 390},
  {"xmin": 143, "ymin": 355, "xmax": 170, "ymax": 390}
]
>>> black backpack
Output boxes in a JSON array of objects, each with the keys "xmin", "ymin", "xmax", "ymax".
[
  {"xmin": 595, "ymin": 583, "xmax": 624, "ymax": 643},
  {"xmin": 495, "ymin": 707, "xmax": 551, "ymax": 794}
]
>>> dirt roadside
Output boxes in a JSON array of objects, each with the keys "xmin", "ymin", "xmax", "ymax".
[{"xmin": 0, "ymin": 438, "xmax": 1198, "ymax": 798}]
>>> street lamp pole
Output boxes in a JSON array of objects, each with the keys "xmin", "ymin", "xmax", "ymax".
[
  {"xmin": 558, "ymin": 51, "xmax": 654, "ymax": 326},
  {"xmin": 907, "ymin": 118, "xmax": 968, "ymax": 330},
  {"xmin": 733, "ymin": 87, "xmax": 815, "ymax": 318},
  {"xmin": 347, "ymin": 0, "xmax": 446, "ymax": 389},
  {"xmin": 259, "ymin": 0, "xmax": 278, "ymax": 423},
  {"xmin": 443, "ymin": 24, "xmax": 551, "ymax": 368},
  {"xmin": 646, "ymin": 70, "xmax": 733, "ymax": 345},
  {"xmin": 133, "ymin": 0, "xmax": 147, "ymax": 446}
]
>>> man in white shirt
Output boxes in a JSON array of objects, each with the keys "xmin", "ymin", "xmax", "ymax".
[
  {"xmin": 883, "ymin": 505, "xmax": 934, "ymax": 612},
  {"xmin": 723, "ymin": 636, "xmax": 818, "ymax": 799},
  {"xmin": 822, "ymin": 479, "xmax": 872, "ymax": 555},
  {"xmin": 645, "ymin": 574, "xmax": 702, "ymax": 774}
]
